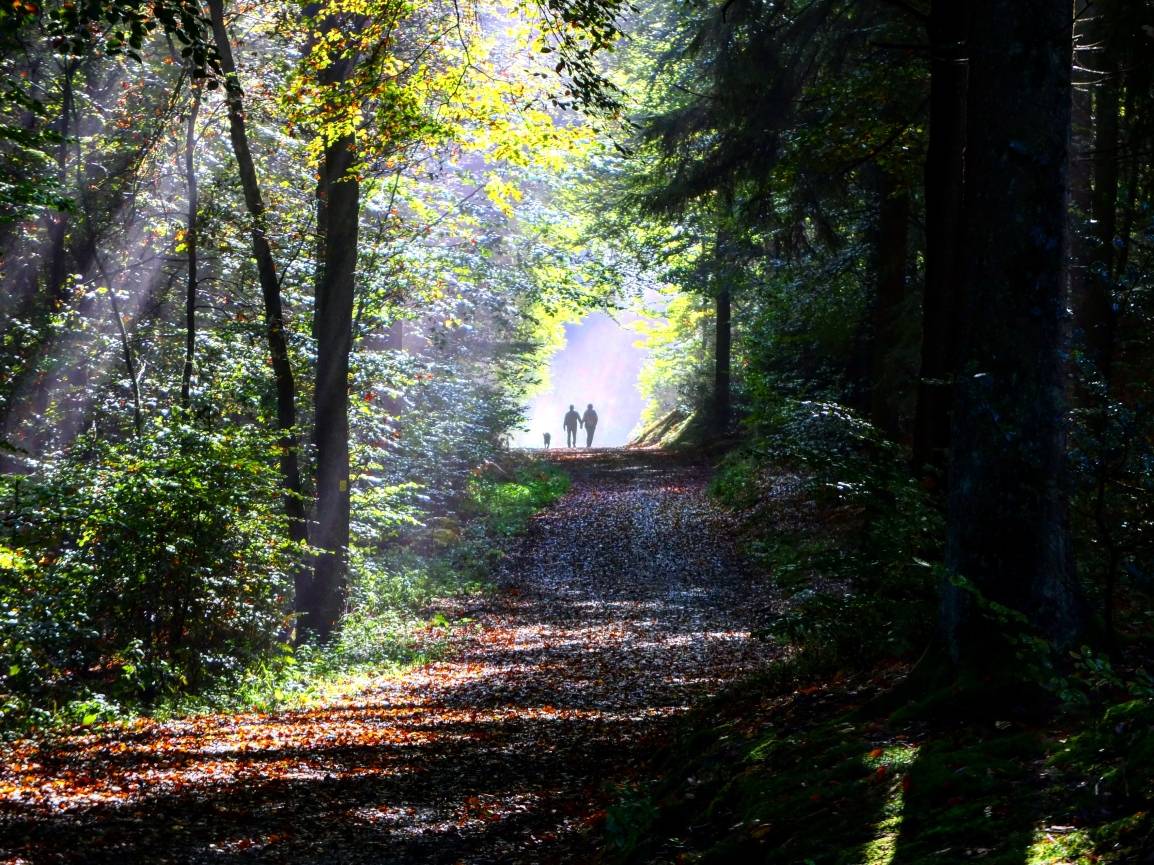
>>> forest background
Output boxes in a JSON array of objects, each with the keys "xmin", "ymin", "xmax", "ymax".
[{"xmin": 1, "ymin": 4, "xmax": 1153, "ymax": 857}]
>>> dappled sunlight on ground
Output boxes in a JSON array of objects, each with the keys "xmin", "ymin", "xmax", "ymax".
[{"xmin": 0, "ymin": 449, "xmax": 778, "ymax": 865}]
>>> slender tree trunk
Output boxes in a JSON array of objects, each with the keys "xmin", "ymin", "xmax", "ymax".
[
  {"xmin": 208, "ymin": 0, "xmax": 310, "ymax": 597},
  {"xmin": 1077, "ymin": 0, "xmax": 1120, "ymax": 376},
  {"xmin": 712, "ymin": 197, "xmax": 732, "ymax": 433},
  {"xmin": 912, "ymin": 1, "xmax": 968, "ymax": 478},
  {"xmin": 869, "ymin": 168, "xmax": 910, "ymax": 440},
  {"xmin": 43, "ymin": 59, "xmax": 80, "ymax": 308},
  {"xmin": 1068, "ymin": 2, "xmax": 1094, "ymax": 360},
  {"xmin": 943, "ymin": 0, "xmax": 1082, "ymax": 662},
  {"xmin": 713, "ymin": 283, "xmax": 731, "ymax": 432},
  {"xmin": 180, "ymin": 82, "xmax": 201, "ymax": 410},
  {"xmin": 95, "ymin": 256, "xmax": 143, "ymax": 436},
  {"xmin": 1086, "ymin": 3, "xmax": 1129, "ymax": 641}
]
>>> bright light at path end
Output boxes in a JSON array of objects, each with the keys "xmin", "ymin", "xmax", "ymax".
[{"xmin": 515, "ymin": 311, "xmax": 648, "ymax": 448}]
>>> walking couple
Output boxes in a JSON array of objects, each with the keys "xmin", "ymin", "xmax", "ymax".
[{"xmin": 563, "ymin": 403, "xmax": 598, "ymax": 448}]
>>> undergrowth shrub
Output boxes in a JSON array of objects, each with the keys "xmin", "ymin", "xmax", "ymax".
[
  {"xmin": 308, "ymin": 461, "xmax": 571, "ymax": 678},
  {"xmin": 464, "ymin": 464, "xmax": 571, "ymax": 536},
  {"xmin": 711, "ymin": 399, "xmax": 942, "ymax": 671},
  {"xmin": 1068, "ymin": 384, "xmax": 1154, "ymax": 637},
  {"xmin": 0, "ymin": 424, "xmax": 570, "ymax": 730},
  {"xmin": 0, "ymin": 420, "xmax": 300, "ymax": 727}
]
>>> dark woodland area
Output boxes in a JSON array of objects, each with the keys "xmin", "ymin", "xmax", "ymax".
[{"xmin": 2, "ymin": 0, "xmax": 1154, "ymax": 863}]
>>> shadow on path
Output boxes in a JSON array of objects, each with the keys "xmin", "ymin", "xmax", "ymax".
[{"xmin": 0, "ymin": 449, "xmax": 779, "ymax": 865}]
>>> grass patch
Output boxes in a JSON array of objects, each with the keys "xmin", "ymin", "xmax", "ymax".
[{"xmin": 464, "ymin": 462, "xmax": 571, "ymax": 537}]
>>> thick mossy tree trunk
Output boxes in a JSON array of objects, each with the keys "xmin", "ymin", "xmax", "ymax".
[
  {"xmin": 943, "ymin": 0, "xmax": 1083, "ymax": 661},
  {"xmin": 912, "ymin": 1, "xmax": 968, "ymax": 479},
  {"xmin": 208, "ymin": 0, "xmax": 310, "ymax": 591}
]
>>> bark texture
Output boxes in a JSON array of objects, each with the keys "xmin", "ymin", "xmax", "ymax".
[
  {"xmin": 180, "ymin": 82, "xmax": 201, "ymax": 410},
  {"xmin": 208, "ymin": 0, "xmax": 310, "ymax": 593},
  {"xmin": 310, "ymin": 132, "xmax": 358, "ymax": 640},
  {"xmin": 309, "ymin": 23, "xmax": 360, "ymax": 639},
  {"xmin": 943, "ymin": 0, "xmax": 1083, "ymax": 659},
  {"xmin": 912, "ymin": 1, "xmax": 968, "ymax": 477}
]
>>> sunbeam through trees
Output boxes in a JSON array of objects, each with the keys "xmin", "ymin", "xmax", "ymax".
[{"xmin": 2, "ymin": 1, "xmax": 1154, "ymax": 863}]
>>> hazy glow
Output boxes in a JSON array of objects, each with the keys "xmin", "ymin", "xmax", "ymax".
[{"xmin": 515, "ymin": 311, "xmax": 647, "ymax": 447}]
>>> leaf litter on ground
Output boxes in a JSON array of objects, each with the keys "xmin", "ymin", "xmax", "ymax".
[{"xmin": 0, "ymin": 449, "xmax": 780, "ymax": 865}]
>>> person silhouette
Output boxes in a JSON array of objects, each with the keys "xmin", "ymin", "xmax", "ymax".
[
  {"xmin": 582, "ymin": 403, "xmax": 598, "ymax": 447},
  {"xmin": 563, "ymin": 404, "xmax": 581, "ymax": 447}
]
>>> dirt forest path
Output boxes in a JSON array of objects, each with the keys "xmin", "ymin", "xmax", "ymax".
[{"xmin": 1, "ymin": 449, "xmax": 779, "ymax": 865}]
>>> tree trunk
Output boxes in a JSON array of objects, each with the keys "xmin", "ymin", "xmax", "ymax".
[
  {"xmin": 310, "ymin": 136, "xmax": 357, "ymax": 640},
  {"xmin": 713, "ymin": 282, "xmax": 731, "ymax": 432},
  {"xmin": 43, "ymin": 59, "xmax": 80, "ymax": 308},
  {"xmin": 180, "ymin": 81, "xmax": 201, "ymax": 410},
  {"xmin": 869, "ymin": 168, "xmax": 910, "ymax": 440},
  {"xmin": 1068, "ymin": 2, "xmax": 1094, "ymax": 365},
  {"xmin": 1084, "ymin": 0, "xmax": 1129, "ymax": 641},
  {"xmin": 1084, "ymin": 29, "xmax": 1120, "ymax": 371},
  {"xmin": 96, "ymin": 256, "xmax": 143, "ymax": 437},
  {"xmin": 711, "ymin": 198, "xmax": 732, "ymax": 433},
  {"xmin": 912, "ymin": 1, "xmax": 968, "ymax": 478},
  {"xmin": 309, "ymin": 25, "xmax": 360, "ymax": 640},
  {"xmin": 943, "ymin": 0, "xmax": 1082, "ymax": 662},
  {"xmin": 208, "ymin": 0, "xmax": 310, "ymax": 593}
]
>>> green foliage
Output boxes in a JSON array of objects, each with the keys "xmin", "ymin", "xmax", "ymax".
[
  {"xmin": 602, "ymin": 663, "xmax": 1050, "ymax": 865},
  {"xmin": 0, "ymin": 0, "xmax": 218, "ymax": 222},
  {"xmin": 335, "ymin": 553, "xmax": 461, "ymax": 666},
  {"xmin": 233, "ymin": 458, "xmax": 572, "ymax": 711},
  {"xmin": 710, "ymin": 399, "xmax": 941, "ymax": 671},
  {"xmin": 464, "ymin": 463, "xmax": 570, "ymax": 537},
  {"xmin": 533, "ymin": 0, "xmax": 628, "ymax": 113},
  {"xmin": 0, "ymin": 418, "xmax": 301, "ymax": 727},
  {"xmin": 633, "ymin": 291, "xmax": 713, "ymax": 426},
  {"xmin": 605, "ymin": 784, "xmax": 660, "ymax": 855},
  {"xmin": 1048, "ymin": 692, "xmax": 1154, "ymax": 863},
  {"xmin": 1068, "ymin": 378, "xmax": 1154, "ymax": 628}
]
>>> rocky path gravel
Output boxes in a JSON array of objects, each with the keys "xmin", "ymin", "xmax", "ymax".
[{"xmin": 0, "ymin": 448, "xmax": 779, "ymax": 864}]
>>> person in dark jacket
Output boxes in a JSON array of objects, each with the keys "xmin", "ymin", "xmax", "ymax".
[
  {"xmin": 563, "ymin": 405, "xmax": 581, "ymax": 447},
  {"xmin": 582, "ymin": 403, "xmax": 598, "ymax": 447}
]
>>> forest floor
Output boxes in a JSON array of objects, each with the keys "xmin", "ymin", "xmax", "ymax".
[{"xmin": 0, "ymin": 448, "xmax": 781, "ymax": 865}]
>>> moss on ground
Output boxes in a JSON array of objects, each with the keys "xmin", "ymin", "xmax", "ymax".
[{"xmin": 602, "ymin": 663, "xmax": 1154, "ymax": 865}]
